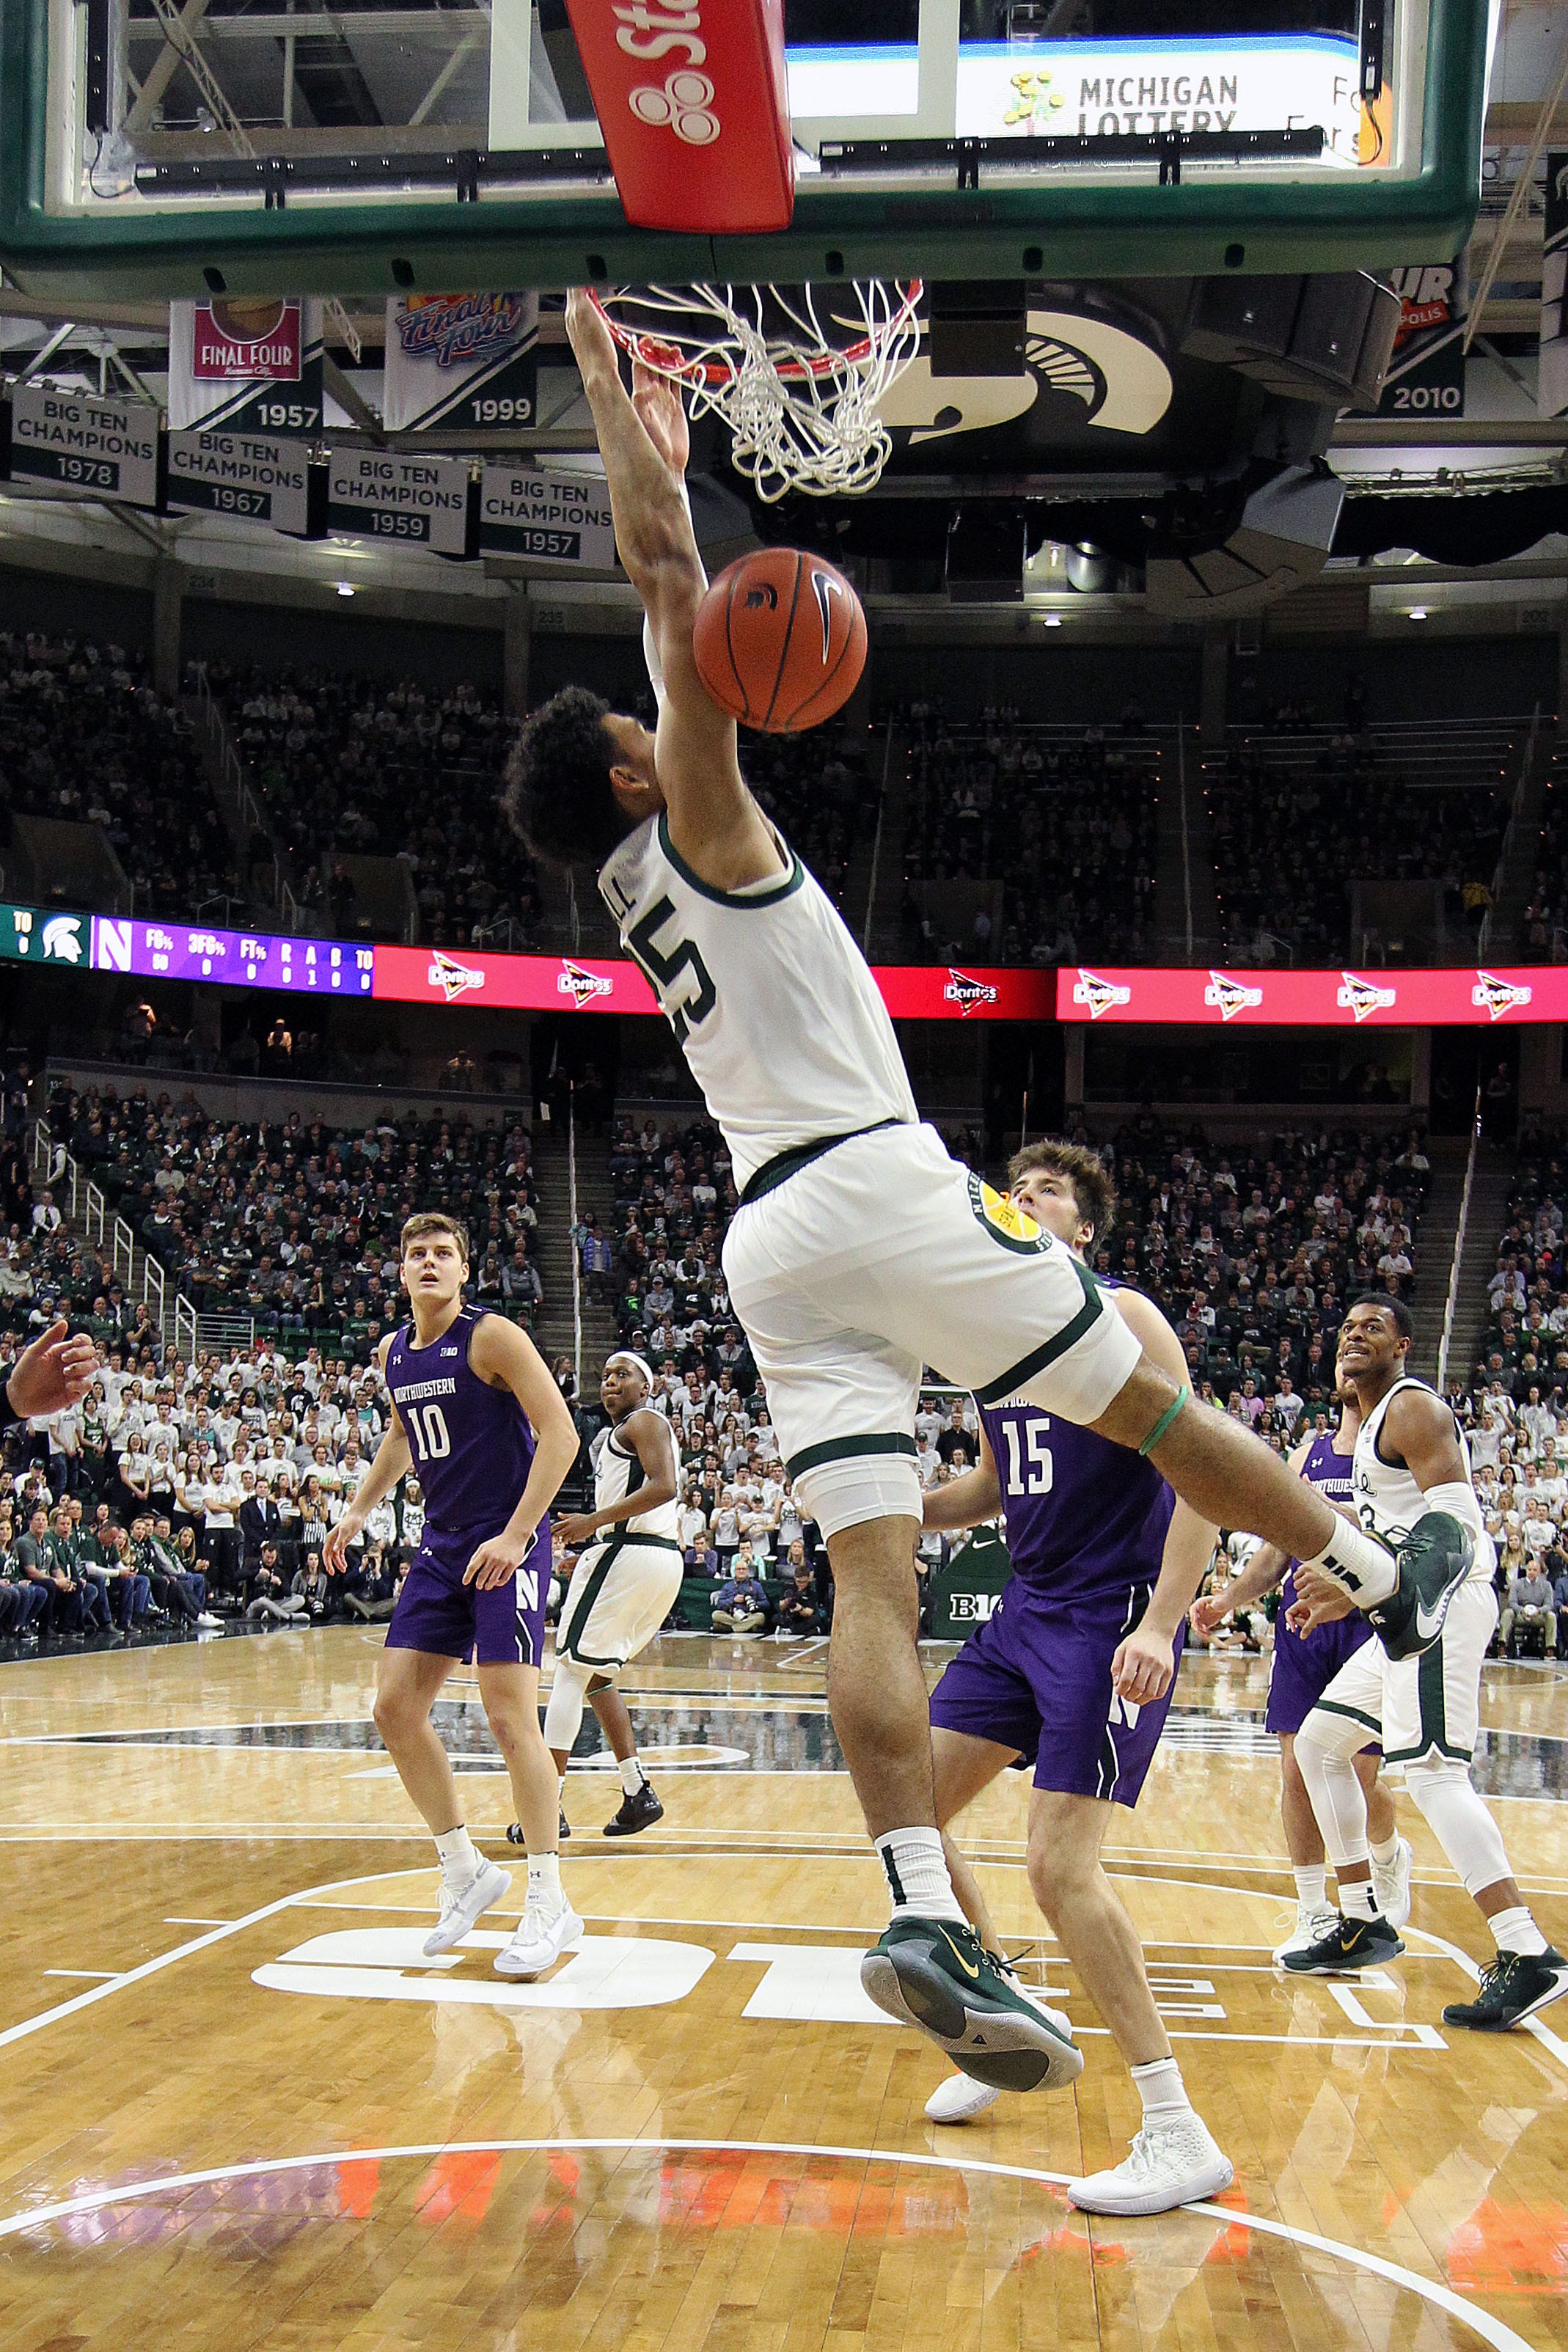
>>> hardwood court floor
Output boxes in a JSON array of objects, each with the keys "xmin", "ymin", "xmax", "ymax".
[{"xmin": 3, "ymin": 1627, "xmax": 1567, "ymax": 2352}]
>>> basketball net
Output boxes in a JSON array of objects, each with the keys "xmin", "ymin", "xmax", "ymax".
[{"xmin": 590, "ymin": 281, "xmax": 923, "ymax": 502}]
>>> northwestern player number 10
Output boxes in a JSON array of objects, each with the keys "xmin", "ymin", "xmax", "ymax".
[{"xmin": 405, "ymin": 1404, "xmax": 453, "ymax": 1462}]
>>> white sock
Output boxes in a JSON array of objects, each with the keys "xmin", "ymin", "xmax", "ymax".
[
  {"xmin": 1490, "ymin": 1904, "xmax": 1549, "ymax": 1957},
  {"xmin": 434, "ymin": 1825, "xmax": 479, "ymax": 1886},
  {"xmin": 873, "ymin": 1828, "xmax": 965, "ymax": 1924},
  {"xmin": 1369, "ymin": 1830, "xmax": 1401, "ymax": 1871},
  {"xmin": 1303, "ymin": 1518, "xmax": 1397, "ymax": 1606},
  {"xmin": 1130, "ymin": 2056, "xmax": 1192, "ymax": 2131},
  {"xmin": 1293, "ymin": 1864, "xmax": 1328, "ymax": 1911},
  {"xmin": 528, "ymin": 1853, "xmax": 563, "ymax": 1909},
  {"xmin": 1339, "ymin": 1875, "xmax": 1381, "ymax": 1921},
  {"xmin": 618, "ymin": 1754, "xmax": 648, "ymax": 1796}
]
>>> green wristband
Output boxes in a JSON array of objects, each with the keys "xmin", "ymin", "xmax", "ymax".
[{"xmin": 1138, "ymin": 1385, "xmax": 1191, "ymax": 1457}]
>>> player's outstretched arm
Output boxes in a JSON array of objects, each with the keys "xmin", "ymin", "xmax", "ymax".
[
  {"xmin": 326, "ymin": 1416, "xmax": 410, "ymax": 1572},
  {"xmin": 1108, "ymin": 1289, "xmax": 1217, "ymax": 1702},
  {"xmin": 464, "ymin": 1316, "xmax": 582, "ymax": 1589},
  {"xmin": 563, "ymin": 290, "xmax": 780, "ymax": 891},
  {"xmin": 921, "ymin": 1424, "xmax": 1003, "ymax": 1534},
  {"xmin": 555, "ymin": 1407, "xmax": 677, "ymax": 1550}
]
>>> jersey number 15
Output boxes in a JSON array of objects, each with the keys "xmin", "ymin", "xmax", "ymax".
[
  {"xmin": 626, "ymin": 895, "xmax": 717, "ymax": 1044},
  {"xmin": 1000, "ymin": 1419, "xmax": 1053, "ymax": 1497}
]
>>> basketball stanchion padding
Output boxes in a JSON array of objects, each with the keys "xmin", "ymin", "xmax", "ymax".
[
  {"xmin": 563, "ymin": 0, "xmax": 792, "ymax": 234},
  {"xmin": 693, "ymin": 548, "xmax": 867, "ymax": 734}
]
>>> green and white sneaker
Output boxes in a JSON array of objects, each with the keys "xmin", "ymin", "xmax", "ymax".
[
  {"xmin": 861, "ymin": 1916, "xmax": 1083, "ymax": 2092},
  {"xmin": 1366, "ymin": 1514, "xmax": 1473, "ymax": 1661}
]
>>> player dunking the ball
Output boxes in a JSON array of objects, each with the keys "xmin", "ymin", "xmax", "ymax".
[
  {"xmin": 326, "ymin": 1214, "xmax": 582, "ymax": 1979},
  {"xmin": 505, "ymin": 286, "xmax": 1476, "ymax": 2092}
]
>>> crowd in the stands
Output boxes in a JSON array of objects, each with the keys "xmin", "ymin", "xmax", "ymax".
[
  {"xmin": 1523, "ymin": 755, "xmax": 1568, "ymax": 961},
  {"xmin": 0, "ymin": 632, "xmax": 232, "ymax": 916},
  {"xmin": 1209, "ymin": 723, "xmax": 1509, "ymax": 962},
  {"xmin": 898, "ymin": 703, "xmax": 1158, "ymax": 964},
  {"xmin": 199, "ymin": 661, "xmax": 543, "ymax": 949}
]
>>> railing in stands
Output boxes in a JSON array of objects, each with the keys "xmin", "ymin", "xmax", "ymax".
[
  {"xmin": 568, "ymin": 1083, "xmax": 584, "ymax": 1402},
  {"xmin": 1437, "ymin": 1086, "xmax": 1484, "ymax": 1392},
  {"xmin": 174, "ymin": 1294, "xmax": 197, "ymax": 1363},
  {"xmin": 29, "ymin": 1118, "xmax": 181, "ymax": 1347},
  {"xmin": 862, "ymin": 722, "xmax": 896, "ymax": 957},
  {"xmin": 1176, "ymin": 718, "xmax": 1193, "ymax": 961}
]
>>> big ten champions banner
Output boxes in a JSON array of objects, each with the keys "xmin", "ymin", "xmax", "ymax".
[
  {"xmin": 1542, "ymin": 156, "xmax": 1568, "ymax": 419},
  {"xmin": 383, "ymin": 294, "xmax": 539, "ymax": 433},
  {"xmin": 167, "ymin": 298, "xmax": 325, "ymax": 436},
  {"xmin": 1378, "ymin": 261, "xmax": 1466, "ymax": 417}
]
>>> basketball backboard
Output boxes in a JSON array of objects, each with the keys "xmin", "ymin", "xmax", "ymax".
[{"xmin": 0, "ymin": 0, "xmax": 1489, "ymax": 299}]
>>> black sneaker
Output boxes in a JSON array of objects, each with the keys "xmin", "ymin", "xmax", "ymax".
[
  {"xmin": 506, "ymin": 1810, "xmax": 571, "ymax": 1847},
  {"xmin": 1279, "ymin": 1911, "xmax": 1405, "ymax": 1974},
  {"xmin": 1443, "ymin": 1946, "xmax": 1568, "ymax": 2030},
  {"xmin": 604, "ymin": 1782, "xmax": 664, "ymax": 1836},
  {"xmin": 860, "ymin": 1915, "xmax": 1084, "ymax": 2092},
  {"xmin": 1365, "ymin": 1514, "xmax": 1473, "ymax": 1662}
]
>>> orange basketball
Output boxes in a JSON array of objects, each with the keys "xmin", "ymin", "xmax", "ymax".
[{"xmin": 692, "ymin": 548, "xmax": 867, "ymax": 734}]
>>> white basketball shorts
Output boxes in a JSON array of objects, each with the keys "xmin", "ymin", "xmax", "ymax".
[
  {"xmin": 1305, "ymin": 1575, "xmax": 1498, "ymax": 1765},
  {"xmin": 556, "ymin": 1531, "xmax": 685, "ymax": 1674},
  {"xmin": 722, "ymin": 1122, "xmax": 1141, "ymax": 1540}
]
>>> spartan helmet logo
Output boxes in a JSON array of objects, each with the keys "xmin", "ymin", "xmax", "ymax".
[
  {"xmin": 1204, "ymin": 970, "xmax": 1264, "ymax": 1022},
  {"xmin": 1473, "ymin": 970, "xmax": 1534, "ymax": 1021},
  {"xmin": 430, "ymin": 950, "xmax": 483, "ymax": 1001},
  {"xmin": 744, "ymin": 582, "xmax": 779, "ymax": 611},
  {"xmin": 1071, "ymin": 968, "xmax": 1132, "ymax": 1019},
  {"xmin": 557, "ymin": 959, "xmax": 613, "ymax": 1009},
  {"xmin": 629, "ymin": 67, "xmax": 720, "ymax": 145},
  {"xmin": 1337, "ymin": 971, "xmax": 1398, "ymax": 1023}
]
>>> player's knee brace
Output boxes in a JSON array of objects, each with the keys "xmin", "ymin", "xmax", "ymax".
[
  {"xmin": 543, "ymin": 1657, "xmax": 591, "ymax": 1753},
  {"xmin": 1402, "ymin": 1755, "xmax": 1511, "ymax": 1897}
]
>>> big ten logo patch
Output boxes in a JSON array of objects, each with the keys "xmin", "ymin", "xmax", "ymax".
[{"xmin": 949, "ymin": 1591, "xmax": 1003, "ymax": 1624}]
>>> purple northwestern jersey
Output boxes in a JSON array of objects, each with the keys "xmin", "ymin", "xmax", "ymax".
[
  {"xmin": 929, "ymin": 1282, "xmax": 1183, "ymax": 1808},
  {"xmin": 1267, "ymin": 1425, "xmax": 1375, "ymax": 1738},
  {"xmin": 976, "ymin": 1395, "xmax": 1175, "ymax": 1603},
  {"xmin": 385, "ymin": 1305, "xmax": 536, "ymax": 1534}
]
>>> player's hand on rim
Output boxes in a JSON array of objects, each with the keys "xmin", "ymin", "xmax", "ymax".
[
  {"xmin": 630, "ymin": 359, "xmax": 690, "ymax": 477},
  {"xmin": 1112, "ymin": 1623, "xmax": 1176, "ymax": 1704},
  {"xmin": 464, "ymin": 1531, "xmax": 533, "ymax": 1590}
]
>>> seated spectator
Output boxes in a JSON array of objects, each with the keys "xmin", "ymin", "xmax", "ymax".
[
  {"xmin": 345, "ymin": 1543, "xmax": 398, "ymax": 1620},
  {"xmin": 775, "ymin": 1549, "xmax": 821, "ymax": 1637},
  {"xmin": 1501, "ymin": 1558, "xmax": 1557, "ymax": 1656},
  {"xmin": 711, "ymin": 1550, "xmax": 772, "ymax": 1637},
  {"xmin": 246, "ymin": 1542, "xmax": 305, "ymax": 1624}
]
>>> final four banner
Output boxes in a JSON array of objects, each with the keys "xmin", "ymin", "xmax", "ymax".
[
  {"xmin": 167, "ymin": 298, "xmax": 325, "ymax": 436},
  {"xmin": 382, "ymin": 294, "xmax": 539, "ymax": 433}
]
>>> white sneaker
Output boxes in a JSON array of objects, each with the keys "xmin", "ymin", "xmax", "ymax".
[
  {"xmin": 494, "ymin": 1899, "xmax": 585, "ymax": 1980},
  {"xmin": 195, "ymin": 1611, "xmax": 222, "ymax": 1629},
  {"xmin": 1371, "ymin": 1836, "xmax": 1414, "ymax": 1930},
  {"xmin": 1069, "ymin": 2115, "xmax": 1235, "ymax": 2216},
  {"xmin": 422, "ymin": 1858, "xmax": 511, "ymax": 1957},
  {"xmin": 1273, "ymin": 1902, "xmax": 1341, "ymax": 1963},
  {"xmin": 925, "ymin": 2072, "xmax": 1003, "ymax": 2124}
]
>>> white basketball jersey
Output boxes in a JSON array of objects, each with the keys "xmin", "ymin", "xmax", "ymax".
[
  {"xmin": 598, "ymin": 814, "xmax": 917, "ymax": 1194},
  {"xmin": 590, "ymin": 1414, "xmax": 681, "ymax": 1542},
  {"xmin": 1352, "ymin": 1375, "xmax": 1492, "ymax": 1582}
]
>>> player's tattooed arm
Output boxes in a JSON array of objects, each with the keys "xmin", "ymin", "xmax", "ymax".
[
  {"xmin": 464, "ymin": 1314, "xmax": 583, "ymax": 1589},
  {"xmin": 555, "ymin": 1407, "xmax": 678, "ymax": 1549},
  {"xmin": 920, "ymin": 1421, "xmax": 1003, "ymax": 1533}
]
